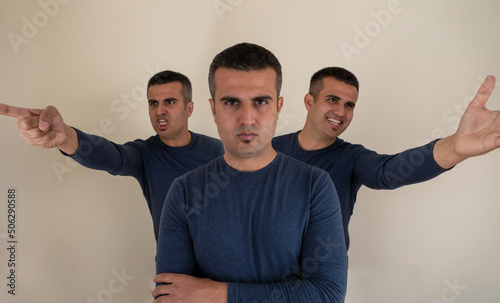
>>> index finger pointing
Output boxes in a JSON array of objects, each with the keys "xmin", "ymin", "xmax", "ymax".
[{"xmin": 0, "ymin": 103, "xmax": 41, "ymax": 118}]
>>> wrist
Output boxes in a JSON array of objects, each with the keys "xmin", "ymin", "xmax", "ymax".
[
  {"xmin": 433, "ymin": 136, "xmax": 466, "ymax": 169},
  {"xmin": 214, "ymin": 281, "xmax": 228, "ymax": 303},
  {"xmin": 58, "ymin": 125, "xmax": 79, "ymax": 155}
]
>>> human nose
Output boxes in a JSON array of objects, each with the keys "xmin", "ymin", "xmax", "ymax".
[
  {"xmin": 156, "ymin": 103, "xmax": 167, "ymax": 116},
  {"xmin": 332, "ymin": 103, "xmax": 345, "ymax": 117},
  {"xmin": 238, "ymin": 102, "xmax": 256, "ymax": 126}
]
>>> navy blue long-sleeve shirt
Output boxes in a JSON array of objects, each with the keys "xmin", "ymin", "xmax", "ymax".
[
  {"xmin": 272, "ymin": 132, "xmax": 447, "ymax": 249},
  {"xmin": 68, "ymin": 128, "xmax": 224, "ymax": 240},
  {"xmin": 156, "ymin": 153, "xmax": 348, "ymax": 302}
]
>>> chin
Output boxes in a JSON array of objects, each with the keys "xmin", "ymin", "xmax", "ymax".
[{"xmin": 326, "ymin": 129, "xmax": 341, "ymax": 139}]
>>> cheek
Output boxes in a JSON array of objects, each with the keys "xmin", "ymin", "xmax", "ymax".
[
  {"xmin": 315, "ymin": 105, "xmax": 329, "ymax": 117},
  {"xmin": 214, "ymin": 117, "xmax": 230, "ymax": 136},
  {"xmin": 347, "ymin": 112, "xmax": 354, "ymax": 122},
  {"xmin": 261, "ymin": 115, "xmax": 279, "ymax": 136}
]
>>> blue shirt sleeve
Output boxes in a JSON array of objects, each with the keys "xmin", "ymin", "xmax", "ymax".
[
  {"xmin": 66, "ymin": 128, "xmax": 143, "ymax": 178},
  {"xmin": 156, "ymin": 179, "xmax": 198, "ymax": 276},
  {"xmin": 353, "ymin": 140, "xmax": 447, "ymax": 189}
]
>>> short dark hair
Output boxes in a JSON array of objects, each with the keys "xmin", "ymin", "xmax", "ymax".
[
  {"xmin": 147, "ymin": 70, "xmax": 192, "ymax": 104},
  {"xmin": 208, "ymin": 42, "xmax": 282, "ymax": 99},
  {"xmin": 309, "ymin": 67, "xmax": 359, "ymax": 100}
]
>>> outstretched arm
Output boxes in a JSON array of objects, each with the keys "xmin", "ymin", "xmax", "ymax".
[
  {"xmin": 0, "ymin": 103, "xmax": 79, "ymax": 155},
  {"xmin": 433, "ymin": 75, "xmax": 500, "ymax": 169}
]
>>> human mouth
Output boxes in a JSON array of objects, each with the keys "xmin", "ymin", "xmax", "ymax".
[
  {"xmin": 237, "ymin": 132, "xmax": 258, "ymax": 141},
  {"xmin": 327, "ymin": 116, "xmax": 342, "ymax": 127},
  {"xmin": 157, "ymin": 119, "xmax": 168, "ymax": 129}
]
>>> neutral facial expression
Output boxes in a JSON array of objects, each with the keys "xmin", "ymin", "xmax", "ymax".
[{"xmin": 210, "ymin": 67, "xmax": 283, "ymax": 160}]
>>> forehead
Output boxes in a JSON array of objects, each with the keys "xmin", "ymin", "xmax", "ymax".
[
  {"xmin": 213, "ymin": 67, "xmax": 277, "ymax": 98},
  {"xmin": 319, "ymin": 77, "xmax": 358, "ymax": 101},
  {"xmin": 147, "ymin": 81, "xmax": 184, "ymax": 99}
]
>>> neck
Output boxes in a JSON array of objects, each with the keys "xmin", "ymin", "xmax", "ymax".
[
  {"xmin": 160, "ymin": 129, "xmax": 192, "ymax": 147},
  {"xmin": 223, "ymin": 148, "xmax": 277, "ymax": 172},
  {"xmin": 298, "ymin": 122, "xmax": 336, "ymax": 151}
]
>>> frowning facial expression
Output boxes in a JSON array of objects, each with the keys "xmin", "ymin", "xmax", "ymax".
[{"xmin": 148, "ymin": 82, "xmax": 193, "ymax": 146}]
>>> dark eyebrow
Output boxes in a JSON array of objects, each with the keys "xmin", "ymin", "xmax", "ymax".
[
  {"xmin": 148, "ymin": 97, "xmax": 178, "ymax": 102},
  {"xmin": 163, "ymin": 98, "xmax": 178, "ymax": 102},
  {"xmin": 326, "ymin": 94, "xmax": 355, "ymax": 107},
  {"xmin": 251, "ymin": 95, "xmax": 274, "ymax": 102},
  {"xmin": 219, "ymin": 96, "xmax": 241, "ymax": 102},
  {"xmin": 325, "ymin": 94, "xmax": 341, "ymax": 100},
  {"xmin": 218, "ymin": 95, "xmax": 274, "ymax": 103}
]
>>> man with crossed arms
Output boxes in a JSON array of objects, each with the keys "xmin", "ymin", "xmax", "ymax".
[{"xmin": 153, "ymin": 43, "xmax": 348, "ymax": 302}]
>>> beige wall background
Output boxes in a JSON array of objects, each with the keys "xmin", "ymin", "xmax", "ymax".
[{"xmin": 1, "ymin": 0, "xmax": 499, "ymax": 302}]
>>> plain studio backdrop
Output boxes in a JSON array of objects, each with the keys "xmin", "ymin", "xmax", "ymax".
[{"xmin": 1, "ymin": 1, "xmax": 499, "ymax": 302}]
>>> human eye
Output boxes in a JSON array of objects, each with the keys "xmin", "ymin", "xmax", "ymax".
[
  {"xmin": 223, "ymin": 99, "xmax": 239, "ymax": 106},
  {"xmin": 255, "ymin": 99, "xmax": 269, "ymax": 106},
  {"xmin": 148, "ymin": 100, "xmax": 158, "ymax": 106},
  {"xmin": 345, "ymin": 102, "xmax": 355, "ymax": 110}
]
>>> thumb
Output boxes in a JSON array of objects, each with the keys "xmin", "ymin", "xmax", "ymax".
[
  {"xmin": 38, "ymin": 105, "xmax": 61, "ymax": 131},
  {"xmin": 470, "ymin": 75, "xmax": 496, "ymax": 109}
]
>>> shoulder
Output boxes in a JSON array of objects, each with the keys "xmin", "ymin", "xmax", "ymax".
[
  {"xmin": 191, "ymin": 132, "xmax": 224, "ymax": 149},
  {"xmin": 278, "ymin": 153, "xmax": 330, "ymax": 178},
  {"xmin": 332, "ymin": 138, "xmax": 375, "ymax": 158},
  {"xmin": 278, "ymin": 154, "xmax": 339, "ymax": 205},
  {"xmin": 125, "ymin": 135, "xmax": 161, "ymax": 151},
  {"xmin": 191, "ymin": 132, "xmax": 220, "ymax": 143},
  {"xmin": 139, "ymin": 135, "xmax": 159, "ymax": 145},
  {"xmin": 272, "ymin": 132, "xmax": 297, "ymax": 145},
  {"xmin": 272, "ymin": 132, "xmax": 300, "ymax": 155},
  {"xmin": 174, "ymin": 156, "xmax": 223, "ymax": 183},
  {"xmin": 273, "ymin": 131, "xmax": 296, "ymax": 141}
]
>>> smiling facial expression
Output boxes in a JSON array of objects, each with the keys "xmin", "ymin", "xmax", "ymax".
[
  {"xmin": 209, "ymin": 67, "xmax": 283, "ymax": 165},
  {"xmin": 148, "ymin": 81, "xmax": 193, "ymax": 146},
  {"xmin": 305, "ymin": 76, "xmax": 358, "ymax": 142}
]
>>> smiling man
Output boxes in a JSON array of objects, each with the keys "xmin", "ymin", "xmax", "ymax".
[
  {"xmin": 0, "ymin": 70, "xmax": 224, "ymax": 241},
  {"xmin": 273, "ymin": 66, "xmax": 500, "ymax": 250},
  {"xmin": 153, "ymin": 43, "xmax": 347, "ymax": 303}
]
